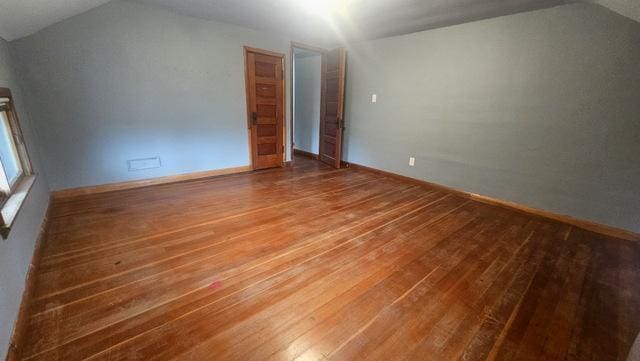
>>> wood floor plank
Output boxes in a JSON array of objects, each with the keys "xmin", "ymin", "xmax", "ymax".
[
  {"xmin": 396, "ymin": 215, "xmax": 538, "ymax": 360},
  {"xmin": 70, "ymin": 194, "xmax": 460, "ymax": 361},
  {"xmin": 31, "ymin": 183, "xmax": 427, "ymax": 311},
  {"xmin": 44, "ymin": 167, "xmax": 370, "ymax": 254},
  {"xmin": 35, "ymin": 176, "xmax": 405, "ymax": 293},
  {"xmin": 263, "ymin": 203, "xmax": 493, "ymax": 361},
  {"xmin": 44, "ymin": 166, "xmax": 355, "ymax": 249},
  {"xmin": 18, "ymin": 155, "xmax": 640, "ymax": 361},
  {"xmin": 323, "ymin": 207, "xmax": 516, "ymax": 361},
  {"xmin": 175, "ymin": 199, "xmax": 478, "ymax": 361},
  {"xmin": 24, "ymin": 185, "xmax": 437, "ymax": 358}
]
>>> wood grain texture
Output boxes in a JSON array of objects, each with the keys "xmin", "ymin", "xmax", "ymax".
[
  {"xmin": 6, "ymin": 205, "xmax": 50, "ymax": 361},
  {"xmin": 346, "ymin": 161, "xmax": 640, "ymax": 242},
  {"xmin": 51, "ymin": 165, "xmax": 252, "ymax": 199},
  {"xmin": 293, "ymin": 148, "xmax": 319, "ymax": 160},
  {"xmin": 319, "ymin": 48, "xmax": 346, "ymax": 169},
  {"xmin": 16, "ymin": 156, "xmax": 640, "ymax": 361},
  {"xmin": 244, "ymin": 46, "xmax": 286, "ymax": 170}
]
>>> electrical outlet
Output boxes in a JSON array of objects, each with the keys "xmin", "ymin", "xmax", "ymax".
[
  {"xmin": 128, "ymin": 157, "xmax": 161, "ymax": 171},
  {"xmin": 371, "ymin": 94, "xmax": 377, "ymax": 103},
  {"xmin": 409, "ymin": 157, "xmax": 415, "ymax": 166}
]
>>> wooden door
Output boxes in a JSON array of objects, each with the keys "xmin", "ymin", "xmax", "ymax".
[
  {"xmin": 245, "ymin": 47, "xmax": 285, "ymax": 170},
  {"xmin": 319, "ymin": 48, "xmax": 346, "ymax": 168}
]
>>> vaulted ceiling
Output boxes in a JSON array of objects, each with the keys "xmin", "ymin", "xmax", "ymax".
[
  {"xmin": 0, "ymin": 0, "xmax": 638, "ymax": 43},
  {"xmin": 591, "ymin": 0, "xmax": 640, "ymax": 23},
  {"xmin": 0, "ymin": 0, "xmax": 113, "ymax": 41},
  {"xmin": 135, "ymin": 0, "xmax": 570, "ymax": 45}
]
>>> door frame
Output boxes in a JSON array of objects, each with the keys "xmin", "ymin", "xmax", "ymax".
[
  {"xmin": 289, "ymin": 42, "xmax": 327, "ymax": 163},
  {"xmin": 243, "ymin": 46, "xmax": 287, "ymax": 170}
]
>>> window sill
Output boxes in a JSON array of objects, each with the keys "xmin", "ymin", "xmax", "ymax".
[{"xmin": 1, "ymin": 174, "xmax": 36, "ymax": 239}]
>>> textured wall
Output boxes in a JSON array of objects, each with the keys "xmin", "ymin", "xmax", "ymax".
[
  {"xmin": 294, "ymin": 54, "xmax": 321, "ymax": 154},
  {"xmin": 12, "ymin": 0, "xmax": 293, "ymax": 190},
  {"xmin": 0, "ymin": 36, "xmax": 50, "ymax": 361},
  {"xmin": 343, "ymin": 3, "xmax": 640, "ymax": 232}
]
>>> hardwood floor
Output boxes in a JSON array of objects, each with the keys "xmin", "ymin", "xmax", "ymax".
[{"xmin": 19, "ymin": 156, "xmax": 640, "ymax": 360}]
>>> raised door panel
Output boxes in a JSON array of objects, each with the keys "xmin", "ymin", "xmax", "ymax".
[
  {"xmin": 319, "ymin": 48, "xmax": 346, "ymax": 168},
  {"xmin": 246, "ymin": 50, "xmax": 285, "ymax": 170}
]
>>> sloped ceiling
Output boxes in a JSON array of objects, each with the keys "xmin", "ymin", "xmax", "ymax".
[
  {"xmin": 0, "ymin": 0, "xmax": 638, "ymax": 43},
  {"xmin": 0, "ymin": 0, "xmax": 113, "ymax": 41},
  {"xmin": 591, "ymin": 0, "xmax": 640, "ymax": 22},
  {"xmin": 133, "ymin": 0, "xmax": 571, "ymax": 45}
]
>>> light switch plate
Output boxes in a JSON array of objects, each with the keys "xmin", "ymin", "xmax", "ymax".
[
  {"xmin": 372, "ymin": 94, "xmax": 377, "ymax": 103},
  {"xmin": 409, "ymin": 157, "xmax": 415, "ymax": 166}
]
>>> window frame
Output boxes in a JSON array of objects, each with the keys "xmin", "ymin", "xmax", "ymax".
[
  {"xmin": 0, "ymin": 105, "xmax": 25, "ymax": 188},
  {"xmin": 0, "ymin": 87, "xmax": 36, "ymax": 238}
]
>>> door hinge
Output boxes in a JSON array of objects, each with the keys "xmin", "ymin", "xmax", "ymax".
[{"xmin": 282, "ymin": 145, "xmax": 285, "ymax": 153}]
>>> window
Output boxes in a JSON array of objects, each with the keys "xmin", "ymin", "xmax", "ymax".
[{"xmin": 0, "ymin": 87, "xmax": 35, "ymax": 238}]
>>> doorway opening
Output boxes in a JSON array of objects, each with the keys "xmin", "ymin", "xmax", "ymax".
[
  {"xmin": 290, "ymin": 42, "xmax": 346, "ymax": 168},
  {"xmin": 291, "ymin": 43, "xmax": 323, "ymax": 162}
]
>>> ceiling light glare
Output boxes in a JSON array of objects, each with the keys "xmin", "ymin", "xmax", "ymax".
[{"xmin": 299, "ymin": 0, "xmax": 346, "ymax": 19}]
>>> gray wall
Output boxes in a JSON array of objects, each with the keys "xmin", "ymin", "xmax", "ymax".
[
  {"xmin": 343, "ymin": 3, "xmax": 640, "ymax": 233},
  {"xmin": 12, "ymin": 0, "xmax": 293, "ymax": 190},
  {"xmin": 294, "ymin": 54, "xmax": 321, "ymax": 154},
  {"xmin": 0, "ymin": 37, "xmax": 50, "ymax": 360}
]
